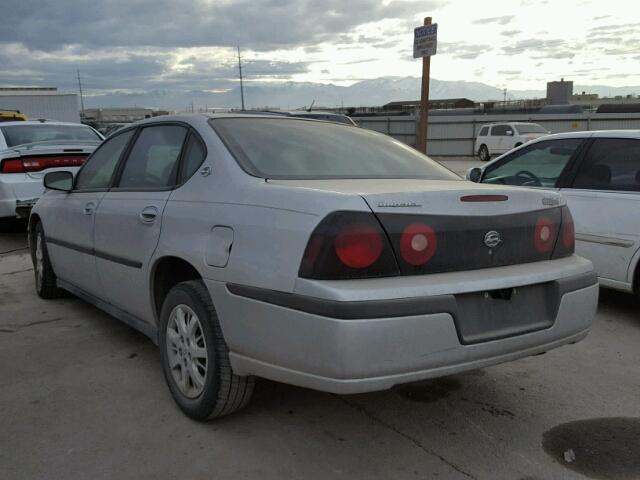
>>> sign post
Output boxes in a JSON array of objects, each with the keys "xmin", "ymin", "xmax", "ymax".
[{"xmin": 414, "ymin": 17, "xmax": 437, "ymax": 154}]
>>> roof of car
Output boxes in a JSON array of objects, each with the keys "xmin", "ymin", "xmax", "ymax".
[
  {"xmin": 131, "ymin": 113, "xmax": 353, "ymax": 127},
  {"xmin": 0, "ymin": 120, "xmax": 93, "ymax": 127},
  {"xmin": 534, "ymin": 130, "xmax": 640, "ymax": 140}
]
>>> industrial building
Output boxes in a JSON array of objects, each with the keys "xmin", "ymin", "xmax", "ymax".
[{"xmin": 0, "ymin": 87, "xmax": 80, "ymax": 122}]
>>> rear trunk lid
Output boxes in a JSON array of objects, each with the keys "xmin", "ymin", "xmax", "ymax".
[
  {"xmin": 0, "ymin": 140, "xmax": 100, "ymax": 176},
  {"xmin": 268, "ymin": 178, "xmax": 568, "ymax": 275}
]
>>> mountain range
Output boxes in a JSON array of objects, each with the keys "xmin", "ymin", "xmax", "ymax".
[{"xmin": 84, "ymin": 77, "xmax": 640, "ymax": 111}]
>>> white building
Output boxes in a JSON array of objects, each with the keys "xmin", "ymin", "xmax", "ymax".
[{"xmin": 0, "ymin": 87, "xmax": 80, "ymax": 122}]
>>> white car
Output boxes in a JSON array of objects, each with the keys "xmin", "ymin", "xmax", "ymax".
[
  {"xmin": 468, "ymin": 130, "xmax": 640, "ymax": 296},
  {"xmin": 0, "ymin": 120, "xmax": 103, "ymax": 218},
  {"xmin": 30, "ymin": 114, "xmax": 597, "ymax": 420},
  {"xmin": 475, "ymin": 122, "xmax": 549, "ymax": 161}
]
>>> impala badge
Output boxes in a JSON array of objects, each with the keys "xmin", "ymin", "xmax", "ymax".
[{"xmin": 484, "ymin": 230, "xmax": 502, "ymax": 248}]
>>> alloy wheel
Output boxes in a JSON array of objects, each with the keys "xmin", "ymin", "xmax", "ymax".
[{"xmin": 166, "ymin": 304, "xmax": 208, "ymax": 398}]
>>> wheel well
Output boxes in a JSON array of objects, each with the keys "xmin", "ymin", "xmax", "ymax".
[
  {"xmin": 152, "ymin": 257, "xmax": 202, "ymax": 318},
  {"xmin": 634, "ymin": 262, "xmax": 640, "ymax": 296},
  {"xmin": 515, "ymin": 142, "xmax": 523, "ymax": 147}
]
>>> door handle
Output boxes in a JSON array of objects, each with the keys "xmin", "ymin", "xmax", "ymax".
[
  {"xmin": 139, "ymin": 206, "xmax": 159, "ymax": 224},
  {"xmin": 83, "ymin": 202, "xmax": 95, "ymax": 215}
]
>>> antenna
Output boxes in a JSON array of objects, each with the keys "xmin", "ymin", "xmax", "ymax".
[
  {"xmin": 237, "ymin": 46, "xmax": 245, "ymax": 111},
  {"xmin": 307, "ymin": 99, "xmax": 315, "ymax": 112},
  {"xmin": 77, "ymin": 69, "xmax": 85, "ymax": 121}
]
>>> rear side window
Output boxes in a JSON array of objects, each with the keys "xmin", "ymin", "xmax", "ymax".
[
  {"xmin": 573, "ymin": 138, "xmax": 640, "ymax": 192},
  {"xmin": 482, "ymin": 138, "xmax": 582, "ymax": 187},
  {"xmin": 478, "ymin": 126, "xmax": 489, "ymax": 136},
  {"xmin": 491, "ymin": 125, "xmax": 509, "ymax": 136},
  {"xmin": 117, "ymin": 125, "xmax": 187, "ymax": 189},
  {"xmin": 75, "ymin": 130, "xmax": 134, "ymax": 190},
  {"xmin": 180, "ymin": 134, "xmax": 206, "ymax": 183}
]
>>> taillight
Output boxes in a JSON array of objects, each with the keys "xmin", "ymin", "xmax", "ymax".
[
  {"xmin": 0, "ymin": 159, "xmax": 25, "ymax": 173},
  {"xmin": 335, "ymin": 222, "xmax": 383, "ymax": 268},
  {"xmin": 533, "ymin": 216, "xmax": 557, "ymax": 253},
  {"xmin": 0, "ymin": 155, "xmax": 87, "ymax": 174},
  {"xmin": 399, "ymin": 223, "xmax": 437, "ymax": 266},
  {"xmin": 553, "ymin": 206, "xmax": 575, "ymax": 258},
  {"xmin": 299, "ymin": 211, "xmax": 399, "ymax": 280}
]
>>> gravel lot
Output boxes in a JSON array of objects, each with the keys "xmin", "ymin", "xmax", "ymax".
[{"xmin": 1, "ymin": 173, "xmax": 639, "ymax": 479}]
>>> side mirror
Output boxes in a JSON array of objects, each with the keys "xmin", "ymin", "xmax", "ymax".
[
  {"xmin": 467, "ymin": 167, "xmax": 482, "ymax": 183},
  {"xmin": 44, "ymin": 171, "xmax": 73, "ymax": 192},
  {"xmin": 505, "ymin": 130, "xmax": 514, "ymax": 136}
]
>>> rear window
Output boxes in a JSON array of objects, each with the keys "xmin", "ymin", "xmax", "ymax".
[
  {"xmin": 478, "ymin": 126, "xmax": 489, "ymax": 136},
  {"xmin": 210, "ymin": 118, "xmax": 459, "ymax": 180},
  {"xmin": 0, "ymin": 124, "xmax": 101, "ymax": 147}
]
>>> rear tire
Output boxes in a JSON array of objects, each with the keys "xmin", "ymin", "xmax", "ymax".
[
  {"xmin": 158, "ymin": 280, "xmax": 255, "ymax": 420},
  {"xmin": 478, "ymin": 144, "xmax": 490, "ymax": 161},
  {"xmin": 31, "ymin": 221, "xmax": 63, "ymax": 299}
]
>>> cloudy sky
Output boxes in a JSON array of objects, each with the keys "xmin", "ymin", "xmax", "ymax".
[{"xmin": 1, "ymin": 0, "xmax": 639, "ymax": 95}]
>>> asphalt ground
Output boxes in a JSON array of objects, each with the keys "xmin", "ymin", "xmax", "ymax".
[{"xmin": 1, "ymin": 159, "xmax": 639, "ymax": 480}]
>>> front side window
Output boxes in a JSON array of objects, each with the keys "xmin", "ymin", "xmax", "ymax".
[
  {"xmin": 75, "ymin": 130, "xmax": 134, "ymax": 190},
  {"xmin": 491, "ymin": 125, "xmax": 509, "ymax": 136},
  {"xmin": 573, "ymin": 138, "xmax": 640, "ymax": 192},
  {"xmin": 117, "ymin": 125, "xmax": 187, "ymax": 189},
  {"xmin": 482, "ymin": 138, "xmax": 582, "ymax": 187},
  {"xmin": 478, "ymin": 126, "xmax": 489, "ymax": 136},
  {"xmin": 211, "ymin": 118, "xmax": 459, "ymax": 180},
  {"xmin": 0, "ymin": 124, "xmax": 102, "ymax": 147}
]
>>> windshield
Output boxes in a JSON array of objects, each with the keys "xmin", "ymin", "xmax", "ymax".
[
  {"xmin": 0, "ymin": 124, "xmax": 102, "ymax": 147},
  {"xmin": 514, "ymin": 124, "xmax": 548, "ymax": 134},
  {"xmin": 211, "ymin": 117, "xmax": 459, "ymax": 180}
]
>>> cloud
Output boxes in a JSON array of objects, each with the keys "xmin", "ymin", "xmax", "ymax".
[
  {"xmin": 473, "ymin": 15, "xmax": 514, "ymax": 25},
  {"xmin": 439, "ymin": 42, "xmax": 492, "ymax": 60},
  {"xmin": 1, "ymin": 0, "xmax": 443, "ymax": 52},
  {"xmin": 500, "ymin": 30, "xmax": 521, "ymax": 36},
  {"xmin": 501, "ymin": 38, "xmax": 564, "ymax": 55},
  {"xmin": 497, "ymin": 70, "xmax": 521, "ymax": 75}
]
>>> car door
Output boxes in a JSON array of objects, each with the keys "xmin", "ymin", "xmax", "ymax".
[
  {"xmin": 93, "ymin": 123, "xmax": 189, "ymax": 323},
  {"xmin": 44, "ymin": 129, "xmax": 135, "ymax": 297},
  {"xmin": 559, "ymin": 137, "xmax": 640, "ymax": 288},
  {"xmin": 489, "ymin": 125, "xmax": 510, "ymax": 154},
  {"xmin": 480, "ymin": 137, "xmax": 584, "ymax": 189}
]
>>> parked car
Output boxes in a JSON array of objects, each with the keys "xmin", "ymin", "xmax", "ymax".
[
  {"xmin": 467, "ymin": 130, "xmax": 640, "ymax": 296},
  {"xmin": 475, "ymin": 122, "xmax": 549, "ymax": 161},
  {"xmin": 30, "ymin": 114, "xmax": 597, "ymax": 420},
  {"xmin": 0, "ymin": 109, "xmax": 28, "ymax": 122},
  {"xmin": 0, "ymin": 120, "xmax": 103, "ymax": 218}
]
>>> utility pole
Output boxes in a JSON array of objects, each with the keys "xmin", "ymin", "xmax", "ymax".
[
  {"xmin": 237, "ymin": 46, "xmax": 245, "ymax": 111},
  {"xmin": 417, "ymin": 17, "xmax": 432, "ymax": 154},
  {"xmin": 77, "ymin": 69, "xmax": 85, "ymax": 121}
]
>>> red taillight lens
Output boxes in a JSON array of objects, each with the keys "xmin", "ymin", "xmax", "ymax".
[
  {"xmin": 534, "ymin": 216, "xmax": 557, "ymax": 253},
  {"xmin": 335, "ymin": 223, "xmax": 383, "ymax": 268},
  {"xmin": 299, "ymin": 211, "xmax": 399, "ymax": 280},
  {"xmin": 0, "ymin": 159, "xmax": 25, "ymax": 173},
  {"xmin": 399, "ymin": 223, "xmax": 437, "ymax": 265},
  {"xmin": 0, "ymin": 155, "xmax": 87, "ymax": 174}
]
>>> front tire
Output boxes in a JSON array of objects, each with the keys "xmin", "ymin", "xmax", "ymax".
[
  {"xmin": 478, "ymin": 144, "xmax": 490, "ymax": 161},
  {"xmin": 31, "ymin": 221, "xmax": 63, "ymax": 299},
  {"xmin": 159, "ymin": 280, "xmax": 255, "ymax": 420}
]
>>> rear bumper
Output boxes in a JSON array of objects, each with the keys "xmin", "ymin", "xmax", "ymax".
[
  {"xmin": 206, "ymin": 258, "xmax": 598, "ymax": 394},
  {"xmin": 0, "ymin": 174, "xmax": 42, "ymax": 218}
]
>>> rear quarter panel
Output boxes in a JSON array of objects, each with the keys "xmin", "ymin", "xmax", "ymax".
[{"xmin": 153, "ymin": 131, "xmax": 370, "ymax": 294}]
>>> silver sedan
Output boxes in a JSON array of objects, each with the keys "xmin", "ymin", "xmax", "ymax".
[{"xmin": 29, "ymin": 114, "xmax": 598, "ymax": 420}]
